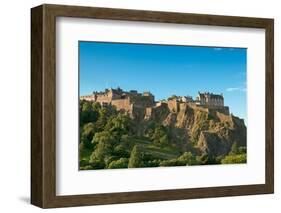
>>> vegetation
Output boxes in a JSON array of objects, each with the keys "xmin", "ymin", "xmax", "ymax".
[
  {"xmin": 79, "ymin": 100, "xmax": 247, "ymax": 170},
  {"xmin": 221, "ymin": 143, "xmax": 247, "ymax": 164}
]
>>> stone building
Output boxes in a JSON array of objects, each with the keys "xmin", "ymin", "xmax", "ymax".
[
  {"xmin": 196, "ymin": 92, "xmax": 224, "ymax": 107},
  {"xmin": 80, "ymin": 87, "xmax": 155, "ymax": 113},
  {"xmin": 80, "ymin": 88, "xmax": 229, "ymax": 118}
]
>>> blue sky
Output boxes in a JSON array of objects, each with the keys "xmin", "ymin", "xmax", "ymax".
[{"xmin": 79, "ymin": 41, "xmax": 247, "ymax": 122}]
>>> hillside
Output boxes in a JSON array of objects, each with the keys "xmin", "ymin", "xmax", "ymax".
[{"xmin": 79, "ymin": 100, "xmax": 247, "ymax": 170}]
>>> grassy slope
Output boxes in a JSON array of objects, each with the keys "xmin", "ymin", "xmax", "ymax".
[{"xmin": 81, "ymin": 137, "xmax": 181, "ymax": 164}]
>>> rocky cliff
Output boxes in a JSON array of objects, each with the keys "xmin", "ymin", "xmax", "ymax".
[{"xmin": 136, "ymin": 103, "xmax": 246, "ymax": 158}]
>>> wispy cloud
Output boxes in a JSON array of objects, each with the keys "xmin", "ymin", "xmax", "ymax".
[
  {"xmin": 213, "ymin": 47, "xmax": 241, "ymax": 51},
  {"xmin": 226, "ymin": 87, "xmax": 247, "ymax": 92}
]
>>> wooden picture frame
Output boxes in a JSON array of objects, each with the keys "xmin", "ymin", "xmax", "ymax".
[{"xmin": 31, "ymin": 4, "xmax": 274, "ymax": 208}]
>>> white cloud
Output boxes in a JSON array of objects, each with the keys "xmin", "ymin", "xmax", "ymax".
[{"xmin": 226, "ymin": 87, "xmax": 247, "ymax": 92}]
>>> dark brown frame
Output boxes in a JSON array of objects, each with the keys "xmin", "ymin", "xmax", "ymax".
[{"xmin": 31, "ymin": 4, "xmax": 274, "ymax": 208}]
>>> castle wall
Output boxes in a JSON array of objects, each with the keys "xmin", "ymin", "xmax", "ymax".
[
  {"xmin": 80, "ymin": 95, "xmax": 95, "ymax": 101},
  {"xmin": 207, "ymin": 98, "xmax": 224, "ymax": 107},
  {"xmin": 131, "ymin": 95, "xmax": 155, "ymax": 108},
  {"xmin": 111, "ymin": 98, "xmax": 132, "ymax": 111},
  {"xmin": 96, "ymin": 94, "xmax": 111, "ymax": 103},
  {"xmin": 93, "ymin": 89, "xmax": 122, "ymax": 104},
  {"xmin": 109, "ymin": 90, "xmax": 122, "ymax": 100}
]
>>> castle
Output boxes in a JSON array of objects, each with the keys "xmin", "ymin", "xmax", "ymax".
[
  {"xmin": 80, "ymin": 88, "xmax": 229, "ymax": 119},
  {"xmin": 80, "ymin": 87, "xmax": 155, "ymax": 111},
  {"xmin": 196, "ymin": 92, "xmax": 224, "ymax": 107}
]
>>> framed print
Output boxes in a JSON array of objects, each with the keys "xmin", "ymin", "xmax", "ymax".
[{"xmin": 31, "ymin": 4, "xmax": 274, "ymax": 208}]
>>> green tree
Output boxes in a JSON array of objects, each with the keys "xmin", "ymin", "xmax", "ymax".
[
  {"xmin": 108, "ymin": 158, "xmax": 129, "ymax": 169},
  {"xmin": 159, "ymin": 152, "xmax": 198, "ymax": 167},
  {"xmin": 221, "ymin": 154, "xmax": 246, "ymax": 164},
  {"xmin": 159, "ymin": 159, "xmax": 186, "ymax": 167},
  {"xmin": 92, "ymin": 105, "xmax": 117, "ymax": 131},
  {"xmin": 90, "ymin": 131, "xmax": 116, "ymax": 162},
  {"xmin": 197, "ymin": 153, "xmax": 218, "ymax": 165},
  {"xmin": 221, "ymin": 143, "xmax": 247, "ymax": 164},
  {"xmin": 114, "ymin": 135, "xmax": 132, "ymax": 158},
  {"xmin": 82, "ymin": 123, "xmax": 95, "ymax": 139},
  {"xmin": 92, "ymin": 102, "xmax": 101, "ymax": 111},
  {"xmin": 152, "ymin": 125, "xmax": 169, "ymax": 146},
  {"xmin": 144, "ymin": 121, "xmax": 156, "ymax": 138},
  {"xmin": 80, "ymin": 122, "xmax": 96, "ymax": 149},
  {"xmin": 89, "ymin": 158, "xmax": 105, "ymax": 169},
  {"xmin": 178, "ymin": 152, "xmax": 198, "ymax": 165},
  {"xmin": 229, "ymin": 142, "xmax": 238, "ymax": 155},
  {"xmin": 80, "ymin": 101, "xmax": 99, "ymax": 125},
  {"xmin": 238, "ymin": 146, "xmax": 247, "ymax": 154},
  {"xmin": 105, "ymin": 114, "xmax": 132, "ymax": 138},
  {"xmin": 80, "ymin": 165, "xmax": 94, "ymax": 170},
  {"xmin": 128, "ymin": 145, "xmax": 145, "ymax": 168}
]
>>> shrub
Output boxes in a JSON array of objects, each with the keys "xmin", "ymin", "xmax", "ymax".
[
  {"xmin": 80, "ymin": 165, "xmax": 93, "ymax": 170},
  {"xmin": 79, "ymin": 159, "xmax": 89, "ymax": 167},
  {"xmin": 159, "ymin": 152, "xmax": 199, "ymax": 167},
  {"xmin": 108, "ymin": 158, "xmax": 129, "ymax": 169},
  {"xmin": 128, "ymin": 145, "xmax": 145, "ymax": 168},
  {"xmin": 178, "ymin": 152, "xmax": 198, "ymax": 165},
  {"xmin": 89, "ymin": 157, "xmax": 105, "ymax": 169},
  {"xmin": 159, "ymin": 159, "xmax": 186, "ymax": 167},
  {"xmin": 152, "ymin": 125, "xmax": 169, "ymax": 146},
  {"xmin": 221, "ymin": 154, "xmax": 246, "ymax": 164}
]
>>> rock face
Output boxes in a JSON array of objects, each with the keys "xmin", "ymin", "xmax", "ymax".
[{"xmin": 137, "ymin": 103, "xmax": 246, "ymax": 158}]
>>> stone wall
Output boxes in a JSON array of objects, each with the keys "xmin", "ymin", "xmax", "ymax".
[
  {"xmin": 96, "ymin": 94, "xmax": 111, "ymax": 103},
  {"xmin": 111, "ymin": 98, "xmax": 132, "ymax": 112},
  {"xmin": 80, "ymin": 95, "xmax": 95, "ymax": 101},
  {"xmin": 131, "ymin": 95, "xmax": 155, "ymax": 108},
  {"xmin": 109, "ymin": 90, "xmax": 122, "ymax": 100},
  {"xmin": 206, "ymin": 98, "xmax": 224, "ymax": 107}
]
